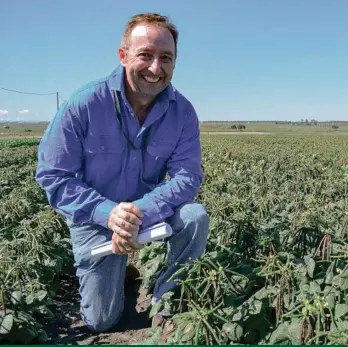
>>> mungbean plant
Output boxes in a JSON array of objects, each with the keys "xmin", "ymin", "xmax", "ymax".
[{"xmin": 139, "ymin": 134, "xmax": 348, "ymax": 345}]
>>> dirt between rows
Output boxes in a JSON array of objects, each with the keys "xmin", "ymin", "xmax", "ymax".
[{"xmin": 42, "ymin": 252, "xmax": 153, "ymax": 345}]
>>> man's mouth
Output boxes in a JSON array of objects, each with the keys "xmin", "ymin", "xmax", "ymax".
[{"xmin": 142, "ymin": 75, "xmax": 161, "ymax": 83}]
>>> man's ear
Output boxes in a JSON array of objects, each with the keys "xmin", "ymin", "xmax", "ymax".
[{"xmin": 118, "ymin": 47, "xmax": 127, "ymax": 66}]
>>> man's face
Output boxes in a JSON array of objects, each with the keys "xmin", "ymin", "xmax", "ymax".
[{"xmin": 119, "ymin": 23, "xmax": 176, "ymax": 99}]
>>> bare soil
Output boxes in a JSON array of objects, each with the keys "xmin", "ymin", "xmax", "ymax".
[{"xmin": 42, "ymin": 253, "xmax": 153, "ymax": 345}]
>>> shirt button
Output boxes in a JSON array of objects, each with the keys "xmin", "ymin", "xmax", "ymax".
[
  {"xmin": 132, "ymin": 156, "xmax": 136, "ymax": 160},
  {"xmin": 101, "ymin": 145, "xmax": 105, "ymax": 150}
]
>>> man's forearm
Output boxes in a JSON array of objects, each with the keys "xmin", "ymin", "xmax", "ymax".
[
  {"xmin": 36, "ymin": 165, "xmax": 116, "ymax": 228},
  {"xmin": 132, "ymin": 169, "xmax": 202, "ymax": 229}
]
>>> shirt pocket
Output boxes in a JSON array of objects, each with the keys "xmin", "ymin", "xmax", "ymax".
[
  {"xmin": 83, "ymin": 135, "xmax": 126, "ymax": 154},
  {"xmin": 146, "ymin": 141, "xmax": 175, "ymax": 159},
  {"xmin": 83, "ymin": 135, "xmax": 127, "ymax": 179},
  {"xmin": 143, "ymin": 141, "xmax": 175, "ymax": 184}
]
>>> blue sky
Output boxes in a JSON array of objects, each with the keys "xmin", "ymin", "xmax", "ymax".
[{"xmin": 1, "ymin": 0, "xmax": 347, "ymax": 122}]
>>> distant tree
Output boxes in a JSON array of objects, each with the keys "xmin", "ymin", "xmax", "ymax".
[
  {"xmin": 332, "ymin": 125, "xmax": 339, "ymax": 130},
  {"xmin": 231, "ymin": 125, "xmax": 237, "ymax": 129},
  {"xmin": 237, "ymin": 124, "xmax": 246, "ymax": 130},
  {"xmin": 24, "ymin": 129, "xmax": 32, "ymax": 132}
]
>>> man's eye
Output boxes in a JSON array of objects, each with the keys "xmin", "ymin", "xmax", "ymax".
[
  {"xmin": 140, "ymin": 53, "xmax": 151, "ymax": 58},
  {"xmin": 161, "ymin": 56, "xmax": 172, "ymax": 62}
]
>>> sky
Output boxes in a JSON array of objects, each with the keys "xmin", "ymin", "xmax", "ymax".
[{"xmin": 0, "ymin": 0, "xmax": 347, "ymax": 122}]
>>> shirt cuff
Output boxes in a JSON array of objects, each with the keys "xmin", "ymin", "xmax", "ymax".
[
  {"xmin": 92, "ymin": 199, "xmax": 116, "ymax": 229},
  {"xmin": 132, "ymin": 196, "xmax": 161, "ymax": 229}
]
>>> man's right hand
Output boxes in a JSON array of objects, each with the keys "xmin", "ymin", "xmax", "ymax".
[{"xmin": 107, "ymin": 202, "xmax": 144, "ymax": 255}]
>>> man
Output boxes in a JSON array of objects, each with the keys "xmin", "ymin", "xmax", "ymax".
[{"xmin": 35, "ymin": 13, "xmax": 209, "ymax": 333}]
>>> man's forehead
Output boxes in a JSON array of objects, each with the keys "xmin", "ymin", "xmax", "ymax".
[{"xmin": 129, "ymin": 24, "xmax": 174, "ymax": 50}]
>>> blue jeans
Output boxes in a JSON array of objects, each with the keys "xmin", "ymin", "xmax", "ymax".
[{"xmin": 67, "ymin": 202, "xmax": 209, "ymax": 333}]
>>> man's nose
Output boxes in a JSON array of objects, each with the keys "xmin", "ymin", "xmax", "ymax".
[{"xmin": 148, "ymin": 58, "xmax": 161, "ymax": 75}]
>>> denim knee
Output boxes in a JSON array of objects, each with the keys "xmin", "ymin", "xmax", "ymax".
[
  {"xmin": 183, "ymin": 203, "xmax": 209, "ymax": 236},
  {"xmin": 82, "ymin": 304, "xmax": 124, "ymax": 333},
  {"xmin": 77, "ymin": 254, "xmax": 127, "ymax": 333}
]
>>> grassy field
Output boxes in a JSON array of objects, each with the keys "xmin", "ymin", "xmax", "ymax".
[
  {"xmin": 0, "ymin": 122, "xmax": 48, "ymax": 136},
  {"xmin": 1, "ymin": 121, "xmax": 348, "ymax": 138},
  {"xmin": 200, "ymin": 122, "xmax": 348, "ymax": 134},
  {"xmin": 1, "ymin": 132, "xmax": 348, "ymax": 344}
]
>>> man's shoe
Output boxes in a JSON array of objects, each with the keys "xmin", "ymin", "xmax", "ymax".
[{"xmin": 125, "ymin": 264, "xmax": 140, "ymax": 282}]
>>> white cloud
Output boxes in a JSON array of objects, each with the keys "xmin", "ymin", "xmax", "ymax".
[
  {"xmin": 0, "ymin": 109, "xmax": 8, "ymax": 115},
  {"xmin": 19, "ymin": 109, "xmax": 30, "ymax": 114}
]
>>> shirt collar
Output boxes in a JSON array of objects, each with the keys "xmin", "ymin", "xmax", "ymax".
[{"xmin": 108, "ymin": 65, "xmax": 176, "ymax": 102}]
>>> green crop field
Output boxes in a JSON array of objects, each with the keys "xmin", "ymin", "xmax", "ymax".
[{"xmin": 1, "ymin": 133, "xmax": 348, "ymax": 345}]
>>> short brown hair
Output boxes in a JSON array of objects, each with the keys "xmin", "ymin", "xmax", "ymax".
[{"xmin": 121, "ymin": 13, "xmax": 179, "ymax": 57}]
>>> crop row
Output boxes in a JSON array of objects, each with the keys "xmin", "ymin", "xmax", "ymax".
[
  {"xmin": 0, "ymin": 141, "xmax": 72, "ymax": 344},
  {"xmin": 1, "ymin": 134, "xmax": 348, "ymax": 345},
  {"xmin": 139, "ymin": 134, "xmax": 348, "ymax": 345}
]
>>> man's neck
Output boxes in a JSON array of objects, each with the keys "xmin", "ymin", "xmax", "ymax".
[{"xmin": 124, "ymin": 84, "xmax": 157, "ymax": 121}]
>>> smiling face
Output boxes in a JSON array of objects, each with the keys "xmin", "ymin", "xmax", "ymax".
[{"xmin": 118, "ymin": 23, "xmax": 176, "ymax": 104}]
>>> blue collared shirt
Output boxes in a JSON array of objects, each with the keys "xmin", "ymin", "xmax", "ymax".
[{"xmin": 35, "ymin": 67, "xmax": 203, "ymax": 230}]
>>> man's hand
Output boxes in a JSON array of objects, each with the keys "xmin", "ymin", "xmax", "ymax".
[{"xmin": 107, "ymin": 202, "xmax": 144, "ymax": 255}]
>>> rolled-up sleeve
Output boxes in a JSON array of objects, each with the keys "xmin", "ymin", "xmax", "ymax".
[
  {"xmin": 133, "ymin": 103, "xmax": 203, "ymax": 228},
  {"xmin": 35, "ymin": 103, "xmax": 115, "ymax": 228}
]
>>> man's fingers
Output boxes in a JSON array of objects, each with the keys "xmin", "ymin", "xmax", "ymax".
[
  {"xmin": 121, "ymin": 203, "xmax": 144, "ymax": 219},
  {"xmin": 111, "ymin": 225, "xmax": 133, "ymax": 239},
  {"xmin": 128, "ymin": 237, "xmax": 144, "ymax": 250},
  {"xmin": 119, "ymin": 210, "xmax": 142, "ymax": 226},
  {"xmin": 112, "ymin": 236, "xmax": 121, "ymax": 254},
  {"xmin": 112, "ymin": 233, "xmax": 135, "ymax": 255},
  {"xmin": 119, "ymin": 236, "xmax": 135, "ymax": 253},
  {"xmin": 115, "ymin": 216, "xmax": 140, "ymax": 233}
]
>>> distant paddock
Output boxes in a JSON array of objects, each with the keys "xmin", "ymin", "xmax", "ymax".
[{"xmin": 200, "ymin": 131, "xmax": 271, "ymax": 135}]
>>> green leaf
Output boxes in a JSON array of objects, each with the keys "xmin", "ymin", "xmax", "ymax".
[
  {"xmin": 25, "ymin": 294, "xmax": 34, "ymax": 305},
  {"xmin": 326, "ymin": 292, "xmax": 336, "ymax": 310},
  {"xmin": 10, "ymin": 291, "xmax": 22, "ymax": 305},
  {"xmin": 335, "ymin": 304, "xmax": 348, "ymax": 320},
  {"xmin": 0, "ymin": 314, "xmax": 13, "ymax": 334},
  {"xmin": 225, "ymin": 295, "xmax": 245, "ymax": 308},
  {"xmin": 33, "ymin": 305, "xmax": 54, "ymax": 318},
  {"xmin": 223, "ymin": 322, "xmax": 244, "ymax": 342},
  {"xmin": 149, "ymin": 300, "xmax": 163, "ymax": 318},
  {"xmin": 288, "ymin": 321, "xmax": 301, "ymax": 345},
  {"xmin": 339, "ymin": 276, "xmax": 348, "ymax": 291},
  {"xmin": 269, "ymin": 323, "xmax": 289, "ymax": 345},
  {"xmin": 181, "ymin": 322, "xmax": 195, "ymax": 342},
  {"xmin": 231, "ymin": 299, "xmax": 263, "ymax": 322},
  {"xmin": 309, "ymin": 280, "xmax": 321, "ymax": 293},
  {"xmin": 305, "ymin": 256, "xmax": 315, "ymax": 278},
  {"xmin": 35, "ymin": 290, "xmax": 47, "ymax": 302},
  {"xmin": 36, "ymin": 329, "xmax": 48, "ymax": 343},
  {"xmin": 161, "ymin": 291, "xmax": 174, "ymax": 301}
]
